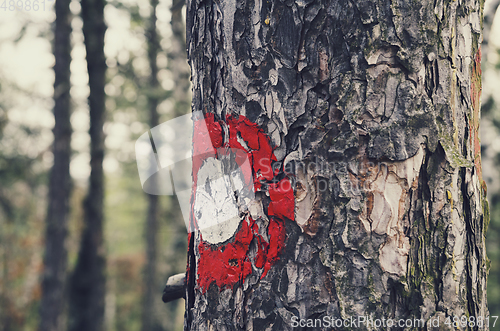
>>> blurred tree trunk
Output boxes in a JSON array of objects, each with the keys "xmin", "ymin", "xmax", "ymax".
[
  {"xmin": 141, "ymin": 0, "xmax": 162, "ymax": 330},
  {"xmin": 38, "ymin": 1, "xmax": 72, "ymax": 330},
  {"xmin": 143, "ymin": 1, "xmax": 191, "ymax": 330},
  {"xmin": 68, "ymin": 0, "xmax": 107, "ymax": 330},
  {"xmin": 162, "ymin": 0, "xmax": 191, "ymax": 329},
  {"xmin": 184, "ymin": 0, "xmax": 489, "ymax": 330},
  {"xmin": 169, "ymin": 0, "xmax": 191, "ymax": 118}
]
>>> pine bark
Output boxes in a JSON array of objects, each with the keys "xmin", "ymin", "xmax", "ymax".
[
  {"xmin": 68, "ymin": 0, "xmax": 107, "ymax": 330},
  {"xmin": 184, "ymin": 0, "xmax": 489, "ymax": 330},
  {"xmin": 38, "ymin": 0, "xmax": 73, "ymax": 330}
]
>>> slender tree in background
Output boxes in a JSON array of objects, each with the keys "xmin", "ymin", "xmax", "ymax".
[
  {"xmin": 161, "ymin": 0, "xmax": 191, "ymax": 328},
  {"xmin": 141, "ymin": 0, "xmax": 162, "ymax": 329},
  {"xmin": 68, "ymin": 0, "xmax": 107, "ymax": 329},
  {"xmin": 38, "ymin": 1, "xmax": 73, "ymax": 330},
  {"xmin": 184, "ymin": 0, "xmax": 489, "ymax": 329},
  {"xmin": 169, "ymin": 0, "xmax": 191, "ymax": 118},
  {"xmin": 141, "ymin": 2, "xmax": 191, "ymax": 327}
]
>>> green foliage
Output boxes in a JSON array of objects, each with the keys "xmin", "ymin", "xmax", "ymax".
[
  {"xmin": 0, "ymin": 0, "xmax": 190, "ymax": 328},
  {"xmin": 0, "ymin": 78, "xmax": 50, "ymax": 331}
]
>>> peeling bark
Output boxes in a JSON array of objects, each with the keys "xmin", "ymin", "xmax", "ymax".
[{"xmin": 184, "ymin": 0, "xmax": 489, "ymax": 330}]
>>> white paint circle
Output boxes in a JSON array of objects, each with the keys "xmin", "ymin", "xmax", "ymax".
[{"xmin": 194, "ymin": 157, "xmax": 242, "ymax": 244}]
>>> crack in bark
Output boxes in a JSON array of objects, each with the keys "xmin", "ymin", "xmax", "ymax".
[{"xmin": 184, "ymin": 0, "xmax": 489, "ymax": 329}]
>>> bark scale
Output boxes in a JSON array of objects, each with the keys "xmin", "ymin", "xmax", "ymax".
[
  {"xmin": 185, "ymin": 0, "xmax": 489, "ymax": 330},
  {"xmin": 38, "ymin": 0, "xmax": 73, "ymax": 330}
]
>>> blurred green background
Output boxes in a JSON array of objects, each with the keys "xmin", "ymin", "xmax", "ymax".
[{"xmin": 0, "ymin": 0, "xmax": 189, "ymax": 329}]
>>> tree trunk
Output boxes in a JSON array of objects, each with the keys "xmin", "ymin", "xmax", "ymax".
[
  {"xmin": 68, "ymin": 0, "xmax": 107, "ymax": 330},
  {"xmin": 38, "ymin": 1, "xmax": 73, "ymax": 330},
  {"xmin": 162, "ymin": 0, "xmax": 192, "ymax": 329},
  {"xmin": 142, "ymin": 0, "xmax": 162, "ymax": 329},
  {"xmin": 170, "ymin": 0, "xmax": 191, "ymax": 119},
  {"xmin": 184, "ymin": 0, "xmax": 489, "ymax": 330}
]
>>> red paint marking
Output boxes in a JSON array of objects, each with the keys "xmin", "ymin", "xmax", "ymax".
[
  {"xmin": 192, "ymin": 113, "xmax": 219, "ymax": 182},
  {"xmin": 229, "ymin": 115, "xmax": 261, "ymax": 150},
  {"xmin": 268, "ymin": 177, "xmax": 295, "ymax": 221},
  {"xmin": 197, "ymin": 217, "xmax": 254, "ymax": 291},
  {"xmin": 192, "ymin": 113, "xmax": 295, "ymax": 293},
  {"xmin": 196, "ymin": 216, "xmax": 286, "ymax": 291},
  {"xmin": 227, "ymin": 115, "xmax": 276, "ymax": 184},
  {"xmin": 262, "ymin": 217, "xmax": 286, "ymax": 278}
]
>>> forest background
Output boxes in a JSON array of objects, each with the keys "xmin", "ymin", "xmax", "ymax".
[{"xmin": 1, "ymin": 0, "xmax": 500, "ymax": 330}]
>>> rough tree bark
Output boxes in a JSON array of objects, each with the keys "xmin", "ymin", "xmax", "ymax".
[
  {"xmin": 183, "ymin": 0, "xmax": 489, "ymax": 330},
  {"xmin": 68, "ymin": 0, "xmax": 107, "ymax": 330},
  {"xmin": 38, "ymin": 1, "xmax": 72, "ymax": 330}
]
